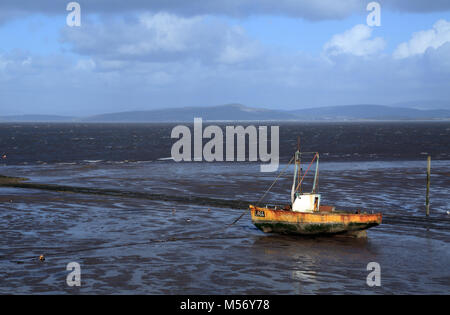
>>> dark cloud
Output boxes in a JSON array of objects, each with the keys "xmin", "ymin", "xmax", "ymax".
[
  {"xmin": 0, "ymin": 0, "xmax": 361, "ymax": 20},
  {"xmin": 1, "ymin": 0, "xmax": 449, "ymax": 24},
  {"xmin": 379, "ymin": 0, "xmax": 450, "ymax": 13}
]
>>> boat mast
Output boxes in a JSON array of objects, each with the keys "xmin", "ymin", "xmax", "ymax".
[
  {"xmin": 291, "ymin": 137, "xmax": 301, "ymax": 204},
  {"xmin": 292, "ymin": 137, "xmax": 321, "ymax": 201},
  {"xmin": 312, "ymin": 153, "xmax": 319, "ymax": 193},
  {"xmin": 297, "ymin": 137, "xmax": 302, "ymax": 194}
]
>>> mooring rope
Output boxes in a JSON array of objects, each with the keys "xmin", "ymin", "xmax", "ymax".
[
  {"xmin": 3, "ymin": 157, "xmax": 297, "ymax": 263},
  {"xmin": 6, "ymin": 234, "xmax": 248, "ymax": 264}
]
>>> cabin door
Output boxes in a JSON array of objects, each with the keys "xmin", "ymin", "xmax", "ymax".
[{"xmin": 314, "ymin": 197, "xmax": 319, "ymax": 211}]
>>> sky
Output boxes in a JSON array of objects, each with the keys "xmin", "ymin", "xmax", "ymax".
[{"xmin": 0, "ymin": 0, "xmax": 449, "ymax": 116}]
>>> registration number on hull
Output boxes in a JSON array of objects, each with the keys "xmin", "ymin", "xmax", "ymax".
[{"xmin": 254, "ymin": 210, "xmax": 265, "ymax": 217}]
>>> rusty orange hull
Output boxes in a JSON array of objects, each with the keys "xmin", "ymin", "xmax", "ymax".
[{"xmin": 250, "ymin": 205, "xmax": 382, "ymax": 236}]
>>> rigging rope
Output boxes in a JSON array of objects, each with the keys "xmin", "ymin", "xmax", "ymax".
[
  {"xmin": 225, "ymin": 155, "xmax": 295, "ymax": 228},
  {"xmin": 295, "ymin": 153, "xmax": 317, "ymax": 192}
]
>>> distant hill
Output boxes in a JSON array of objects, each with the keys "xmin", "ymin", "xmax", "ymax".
[
  {"xmin": 1, "ymin": 103, "xmax": 449, "ymax": 122},
  {"xmin": 289, "ymin": 104, "xmax": 450, "ymax": 121},
  {"xmin": 391, "ymin": 100, "xmax": 450, "ymax": 111},
  {"xmin": 82, "ymin": 104, "xmax": 292, "ymax": 122},
  {"xmin": 0, "ymin": 115, "xmax": 76, "ymax": 122},
  {"xmin": 85, "ymin": 104, "xmax": 450, "ymax": 122}
]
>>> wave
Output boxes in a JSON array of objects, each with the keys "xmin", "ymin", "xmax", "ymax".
[{"xmin": 158, "ymin": 157, "xmax": 174, "ymax": 161}]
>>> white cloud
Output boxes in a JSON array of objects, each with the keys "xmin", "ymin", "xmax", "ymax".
[
  {"xmin": 0, "ymin": 54, "xmax": 11, "ymax": 70},
  {"xmin": 216, "ymin": 26, "xmax": 260, "ymax": 64},
  {"xmin": 135, "ymin": 13, "xmax": 204, "ymax": 54},
  {"xmin": 2, "ymin": 42, "xmax": 450, "ymax": 116},
  {"xmin": 426, "ymin": 42, "xmax": 450, "ymax": 73},
  {"xmin": 61, "ymin": 13, "xmax": 261, "ymax": 66},
  {"xmin": 393, "ymin": 19, "xmax": 450, "ymax": 59},
  {"xmin": 323, "ymin": 24, "xmax": 386, "ymax": 57}
]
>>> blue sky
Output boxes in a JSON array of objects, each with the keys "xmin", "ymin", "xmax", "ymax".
[{"xmin": 0, "ymin": 1, "xmax": 449, "ymax": 116}]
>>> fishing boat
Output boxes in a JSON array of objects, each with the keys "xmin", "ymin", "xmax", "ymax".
[{"xmin": 250, "ymin": 142, "xmax": 382, "ymax": 237}]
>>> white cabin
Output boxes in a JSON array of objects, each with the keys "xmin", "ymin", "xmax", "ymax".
[{"xmin": 292, "ymin": 193, "xmax": 321, "ymax": 213}]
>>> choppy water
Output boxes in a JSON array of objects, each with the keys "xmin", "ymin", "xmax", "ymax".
[
  {"xmin": 0, "ymin": 122, "xmax": 449, "ymax": 294},
  {"xmin": 0, "ymin": 121, "xmax": 449, "ymax": 164}
]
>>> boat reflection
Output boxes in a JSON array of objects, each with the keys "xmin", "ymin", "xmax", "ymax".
[{"xmin": 251, "ymin": 234, "xmax": 378, "ymax": 294}]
